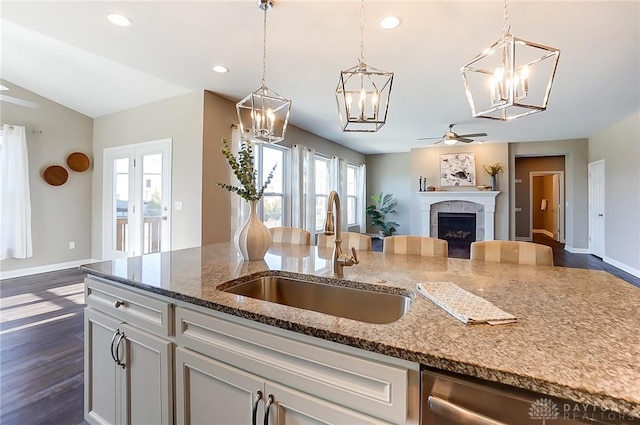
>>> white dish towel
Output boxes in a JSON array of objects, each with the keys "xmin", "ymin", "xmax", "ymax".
[{"xmin": 416, "ymin": 282, "xmax": 517, "ymax": 325}]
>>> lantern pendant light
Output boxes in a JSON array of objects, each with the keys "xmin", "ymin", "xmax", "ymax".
[
  {"xmin": 236, "ymin": 0, "xmax": 291, "ymax": 143},
  {"xmin": 461, "ymin": 0, "xmax": 560, "ymax": 121},
  {"xmin": 335, "ymin": 0, "xmax": 394, "ymax": 132}
]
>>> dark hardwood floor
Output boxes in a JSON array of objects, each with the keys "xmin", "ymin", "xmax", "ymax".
[
  {"xmin": 0, "ymin": 268, "xmax": 88, "ymax": 425},
  {"xmin": 0, "ymin": 244, "xmax": 637, "ymax": 424}
]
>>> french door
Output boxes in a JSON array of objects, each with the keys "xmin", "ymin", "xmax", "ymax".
[{"xmin": 103, "ymin": 139, "xmax": 172, "ymax": 259}]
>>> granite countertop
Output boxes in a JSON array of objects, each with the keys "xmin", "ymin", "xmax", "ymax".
[{"xmin": 81, "ymin": 242, "xmax": 640, "ymax": 419}]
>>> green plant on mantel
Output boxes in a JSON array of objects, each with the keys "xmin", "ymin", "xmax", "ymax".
[
  {"xmin": 366, "ymin": 192, "xmax": 400, "ymax": 237},
  {"xmin": 215, "ymin": 138, "xmax": 276, "ymax": 202},
  {"xmin": 483, "ymin": 163, "xmax": 505, "ymax": 176}
]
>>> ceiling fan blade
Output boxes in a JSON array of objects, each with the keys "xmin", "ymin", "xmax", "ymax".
[
  {"xmin": 431, "ymin": 139, "xmax": 444, "ymax": 145},
  {"xmin": 417, "ymin": 136, "xmax": 443, "ymax": 140},
  {"xmin": 457, "ymin": 133, "xmax": 487, "ymax": 138},
  {"xmin": 457, "ymin": 138, "xmax": 474, "ymax": 143}
]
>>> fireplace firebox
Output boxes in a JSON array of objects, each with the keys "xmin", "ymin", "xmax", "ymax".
[{"xmin": 438, "ymin": 213, "xmax": 476, "ymax": 259}]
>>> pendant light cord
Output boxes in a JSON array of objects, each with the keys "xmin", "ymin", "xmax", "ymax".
[
  {"xmin": 262, "ymin": 8, "xmax": 268, "ymax": 87},
  {"xmin": 502, "ymin": 0, "xmax": 511, "ymax": 34},
  {"xmin": 359, "ymin": 0, "xmax": 365, "ymax": 64}
]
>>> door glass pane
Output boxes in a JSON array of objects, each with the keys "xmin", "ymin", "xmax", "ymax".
[
  {"xmin": 142, "ymin": 153, "xmax": 162, "ymax": 254},
  {"xmin": 114, "ymin": 158, "xmax": 129, "ymax": 252}
]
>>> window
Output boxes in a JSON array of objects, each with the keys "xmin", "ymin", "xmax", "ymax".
[
  {"xmin": 346, "ymin": 164, "xmax": 358, "ymax": 226},
  {"xmin": 314, "ymin": 155, "xmax": 331, "ymax": 232},
  {"xmin": 257, "ymin": 144, "xmax": 287, "ymax": 228}
]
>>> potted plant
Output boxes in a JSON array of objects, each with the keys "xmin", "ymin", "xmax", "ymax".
[
  {"xmin": 366, "ymin": 192, "xmax": 400, "ymax": 238},
  {"xmin": 483, "ymin": 163, "xmax": 505, "ymax": 191},
  {"xmin": 216, "ymin": 138, "xmax": 276, "ymax": 260}
]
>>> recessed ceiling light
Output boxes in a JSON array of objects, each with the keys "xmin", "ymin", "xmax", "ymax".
[
  {"xmin": 107, "ymin": 13, "xmax": 133, "ymax": 27},
  {"xmin": 212, "ymin": 65, "xmax": 229, "ymax": 74},
  {"xmin": 380, "ymin": 16, "xmax": 401, "ymax": 30}
]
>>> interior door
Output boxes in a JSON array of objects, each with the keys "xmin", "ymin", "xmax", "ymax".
[
  {"xmin": 588, "ymin": 160, "xmax": 605, "ymax": 258},
  {"xmin": 103, "ymin": 139, "xmax": 172, "ymax": 259}
]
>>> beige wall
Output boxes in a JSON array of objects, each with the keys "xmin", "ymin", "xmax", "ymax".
[
  {"xmin": 280, "ymin": 126, "xmax": 365, "ymax": 164},
  {"xmin": 1, "ymin": 80, "xmax": 93, "ymax": 273},
  {"xmin": 509, "ymin": 139, "xmax": 589, "ymax": 251},
  {"xmin": 92, "ymin": 91, "xmax": 204, "ymax": 259},
  {"xmin": 201, "ymin": 91, "xmax": 237, "ymax": 245},
  {"xmin": 514, "ymin": 156, "xmax": 565, "ymax": 239},
  {"xmin": 409, "ymin": 143, "xmax": 510, "ymax": 240},
  {"xmin": 589, "ymin": 111, "xmax": 640, "ymax": 274},
  {"xmin": 365, "ymin": 153, "xmax": 411, "ymax": 235}
]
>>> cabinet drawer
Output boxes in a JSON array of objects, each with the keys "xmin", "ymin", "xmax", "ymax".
[
  {"xmin": 176, "ymin": 307, "xmax": 409, "ymax": 424},
  {"xmin": 85, "ymin": 277, "xmax": 173, "ymax": 337}
]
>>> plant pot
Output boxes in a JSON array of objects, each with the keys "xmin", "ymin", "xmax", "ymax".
[
  {"xmin": 234, "ymin": 200, "xmax": 272, "ymax": 261},
  {"xmin": 490, "ymin": 175, "xmax": 498, "ymax": 191}
]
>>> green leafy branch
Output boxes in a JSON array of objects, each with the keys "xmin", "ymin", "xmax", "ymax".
[{"xmin": 215, "ymin": 138, "xmax": 276, "ymax": 202}]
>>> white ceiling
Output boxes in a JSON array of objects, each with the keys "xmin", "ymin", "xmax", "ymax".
[{"xmin": 1, "ymin": 1, "xmax": 639, "ymax": 154}]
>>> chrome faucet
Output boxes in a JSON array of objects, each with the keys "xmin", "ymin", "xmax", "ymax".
[{"xmin": 323, "ymin": 191, "xmax": 359, "ymax": 278}]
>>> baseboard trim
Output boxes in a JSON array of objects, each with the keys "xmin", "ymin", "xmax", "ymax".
[
  {"xmin": 532, "ymin": 229, "xmax": 554, "ymax": 238},
  {"xmin": 603, "ymin": 256, "xmax": 640, "ymax": 278},
  {"xmin": 515, "ymin": 236, "xmax": 531, "ymax": 241},
  {"xmin": 0, "ymin": 258, "xmax": 99, "ymax": 280},
  {"xmin": 564, "ymin": 246, "xmax": 590, "ymax": 254}
]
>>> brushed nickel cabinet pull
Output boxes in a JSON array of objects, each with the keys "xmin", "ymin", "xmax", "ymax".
[
  {"xmin": 114, "ymin": 332, "xmax": 126, "ymax": 369},
  {"xmin": 110, "ymin": 330, "xmax": 120, "ymax": 365},
  {"xmin": 252, "ymin": 390, "xmax": 263, "ymax": 425},
  {"xmin": 263, "ymin": 394, "xmax": 274, "ymax": 425}
]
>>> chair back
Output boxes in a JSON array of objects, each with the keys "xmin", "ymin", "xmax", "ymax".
[
  {"xmin": 383, "ymin": 236, "xmax": 448, "ymax": 258},
  {"xmin": 470, "ymin": 240, "xmax": 554, "ymax": 266},
  {"xmin": 316, "ymin": 232, "xmax": 372, "ymax": 251},
  {"xmin": 268, "ymin": 227, "xmax": 311, "ymax": 246}
]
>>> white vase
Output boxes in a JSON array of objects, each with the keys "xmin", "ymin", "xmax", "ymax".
[{"xmin": 234, "ymin": 200, "xmax": 272, "ymax": 261}]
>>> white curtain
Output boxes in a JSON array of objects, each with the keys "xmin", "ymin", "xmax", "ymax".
[
  {"xmin": 0, "ymin": 124, "xmax": 33, "ymax": 259},
  {"xmin": 291, "ymin": 144, "xmax": 315, "ymax": 233},
  {"xmin": 357, "ymin": 163, "xmax": 367, "ymax": 234},
  {"xmin": 330, "ymin": 156, "xmax": 348, "ymax": 232}
]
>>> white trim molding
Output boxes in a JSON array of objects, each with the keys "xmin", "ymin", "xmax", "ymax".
[
  {"xmin": 533, "ymin": 229, "xmax": 554, "ymax": 238},
  {"xmin": 0, "ymin": 258, "xmax": 98, "ymax": 280},
  {"xmin": 604, "ymin": 256, "xmax": 640, "ymax": 278},
  {"xmin": 419, "ymin": 191, "xmax": 499, "ymax": 240},
  {"xmin": 564, "ymin": 246, "xmax": 590, "ymax": 254}
]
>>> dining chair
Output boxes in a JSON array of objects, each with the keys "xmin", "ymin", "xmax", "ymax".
[
  {"xmin": 316, "ymin": 232, "xmax": 372, "ymax": 251},
  {"xmin": 383, "ymin": 236, "xmax": 448, "ymax": 258},
  {"xmin": 470, "ymin": 240, "xmax": 554, "ymax": 266},
  {"xmin": 268, "ymin": 227, "xmax": 311, "ymax": 246}
]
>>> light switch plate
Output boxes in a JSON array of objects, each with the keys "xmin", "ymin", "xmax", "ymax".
[{"xmin": 175, "ymin": 201, "xmax": 183, "ymax": 211}]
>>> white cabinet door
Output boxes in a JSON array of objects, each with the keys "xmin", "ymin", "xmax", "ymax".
[
  {"xmin": 84, "ymin": 309, "xmax": 121, "ymax": 425},
  {"xmin": 120, "ymin": 322, "xmax": 173, "ymax": 425},
  {"xmin": 265, "ymin": 382, "xmax": 391, "ymax": 425},
  {"xmin": 84, "ymin": 308, "xmax": 173, "ymax": 425},
  {"xmin": 175, "ymin": 347, "xmax": 264, "ymax": 425}
]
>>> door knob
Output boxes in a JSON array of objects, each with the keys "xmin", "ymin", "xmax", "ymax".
[
  {"xmin": 598, "ymin": 214, "xmax": 603, "ymax": 217},
  {"xmin": 162, "ymin": 216, "xmax": 168, "ymax": 221}
]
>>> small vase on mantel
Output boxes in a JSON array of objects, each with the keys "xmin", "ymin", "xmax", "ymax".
[
  {"xmin": 490, "ymin": 175, "xmax": 498, "ymax": 191},
  {"xmin": 234, "ymin": 200, "xmax": 272, "ymax": 261}
]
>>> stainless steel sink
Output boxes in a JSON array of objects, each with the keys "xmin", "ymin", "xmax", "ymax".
[{"xmin": 222, "ymin": 276, "xmax": 413, "ymax": 324}]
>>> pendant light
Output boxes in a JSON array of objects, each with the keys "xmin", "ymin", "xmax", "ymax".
[
  {"xmin": 335, "ymin": 0, "xmax": 394, "ymax": 132},
  {"xmin": 236, "ymin": 0, "xmax": 291, "ymax": 143},
  {"xmin": 461, "ymin": 0, "xmax": 560, "ymax": 121}
]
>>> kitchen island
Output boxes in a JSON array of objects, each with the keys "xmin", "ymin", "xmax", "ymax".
[{"xmin": 81, "ymin": 242, "xmax": 640, "ymax": 422}]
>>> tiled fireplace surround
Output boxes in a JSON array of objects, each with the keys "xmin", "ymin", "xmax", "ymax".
[{"xmin": 419, "ymin": 191, "xmax": 499, "ymax": 241}]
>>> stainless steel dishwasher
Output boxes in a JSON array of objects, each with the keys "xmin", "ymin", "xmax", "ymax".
[{"xmin": 421, "ymin": 366, "xmax": 635, "ymax": 425}]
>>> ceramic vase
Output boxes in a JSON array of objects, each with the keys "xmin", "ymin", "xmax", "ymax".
[
  {"xmin": 490, "ymin": 175, "xmax": 498, "ymax": 191},
  {"xmin": 234, "ymin": 200, "xmax": 272, "ymax": 261}
]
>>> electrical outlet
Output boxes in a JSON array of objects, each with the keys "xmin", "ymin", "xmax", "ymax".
[{"xmin": 69, "ymin": 242, "xmax": 75, "ymax": 249}]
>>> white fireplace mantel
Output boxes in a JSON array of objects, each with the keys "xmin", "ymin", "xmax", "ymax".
[{"xmin": 419, "ymin": 191, "xmax": 499, "ymax": 240}]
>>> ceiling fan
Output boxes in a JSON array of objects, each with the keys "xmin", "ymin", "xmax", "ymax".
[{"xmin": 418, "ymin": 123, "xmax": 487, "ymax": 145}]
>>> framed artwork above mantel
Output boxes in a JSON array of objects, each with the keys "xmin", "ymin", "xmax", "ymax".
[{"xmin": 440, "ymin": 153, "xmax": 476, "ymax": 187}]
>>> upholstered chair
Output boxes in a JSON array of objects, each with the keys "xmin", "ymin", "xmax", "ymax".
[
  {"xmin": 268, "ymin": 227, "xmax": 311, "ymax": 246},
  {"xmin": 470, "ymin": 240, "xmax": 554, "ymax": 266},
  {"xmin": 316, "ymin": 232, "xmax": 372, "ymax": 251},
  {"xmin": 383, "ymin": 236, "xmax": 448, "ymax": 258}
]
